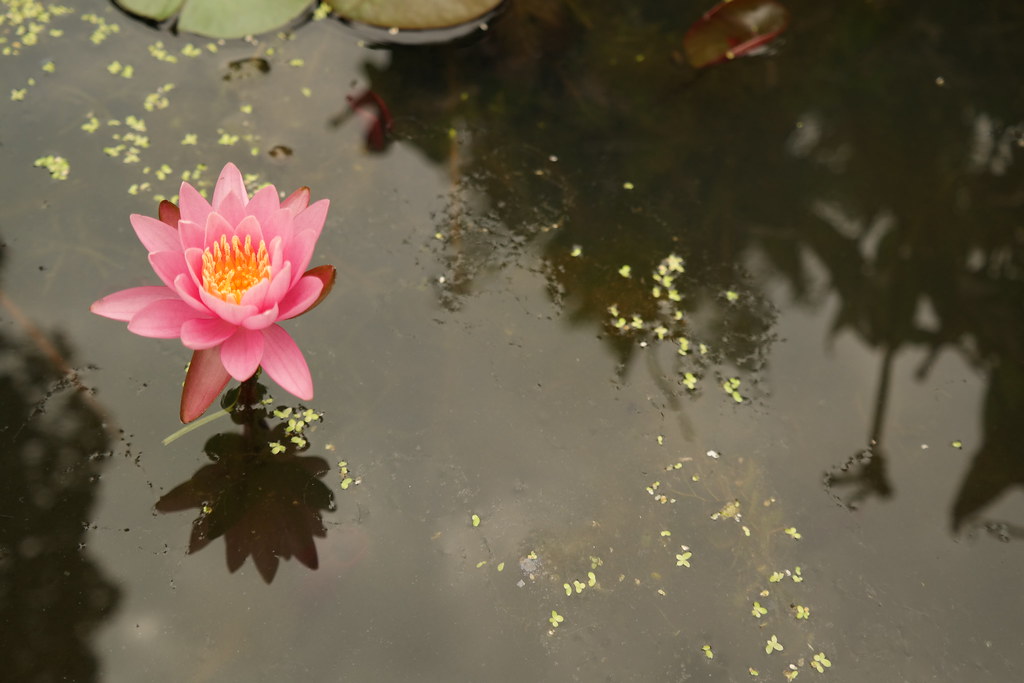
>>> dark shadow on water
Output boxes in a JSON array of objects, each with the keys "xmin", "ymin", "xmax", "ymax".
[
  {"xmin": 155, "ymin": 379, "xmax": 341, "ymax": 583},
  {"xmin": 952, "ymin": 359, "xmax": 1024, "ymax": 537}
]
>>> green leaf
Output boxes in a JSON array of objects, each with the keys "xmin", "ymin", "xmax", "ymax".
[
  {"xmin": 326, "ymin": 0, "xmax": 502, "ymax": 30},
  {"xmin": 116, "ymin": 0, "xmax": 184, "ymax": 22},
  {"xmin": 180, "ymin": 0, "xmax": 311, "ymax": 38},
  {"xmin": 116, "ymin": 0, "xmax": 311, "ymax": 39}
]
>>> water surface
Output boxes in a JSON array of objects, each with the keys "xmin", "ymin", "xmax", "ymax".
[{"xmin": 1, "ymin": 1, "xmax": 1023, "ymax": 681}]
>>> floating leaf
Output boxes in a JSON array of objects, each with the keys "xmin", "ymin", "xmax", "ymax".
[
  {"xmin": 326, "ymin": 0, "xmax": 502, "ymax": 30},
  {"xmin": 115, "ymin": 0, "xmax": 311, "ymax": 39},
  {"xmin": 765, "ymin": 634, "xmax": 784, "ymax": 654},
  {"xmin": 33, "ymin": 155, "xmax": 70, "ymax": 180},
  {"xmin": 683, "ymin": 0, "xmax": 790, "ymax": 69}
]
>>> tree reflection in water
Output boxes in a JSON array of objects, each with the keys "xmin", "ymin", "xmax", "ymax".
[
  {"xmin": 336, "ymin": 0, "xmax": 1023, "ymax": 533},
  {"xmin": 0, "ymin": 262, "xmax": 120, "ymax": 681}
]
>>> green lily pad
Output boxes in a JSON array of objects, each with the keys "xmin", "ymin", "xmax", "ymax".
[
  {"xmin": 326, "ymin": 0, "xmax": 502, "ymax": 30},
  {"xmin": 115, "ymin": 0, "xmax": 312, "ymax": 39},
  {"xmin": 683, "ymin": 0, "xmax": 790, "ymax": 69}
]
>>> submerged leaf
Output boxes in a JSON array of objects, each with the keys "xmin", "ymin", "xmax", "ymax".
[{"xmin": 683, "ymin": 0, "xmax": 790, "ymax": 69}]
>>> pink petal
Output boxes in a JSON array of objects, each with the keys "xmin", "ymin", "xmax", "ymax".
[
  {"xmin": 158, "ymin": 200, "xmax": 180, "ymax": 228},
  {"xmin": 183, "ymin": 247, "xmax": 204, "ymax": 289},
  {"xmin": 204, "ymin": 211, "xmax": 235, "ymax": 249},
  {"xmin": 282, "ymin": 230, "xmax": 318, "ymax": 287},
  {"xmin": 220, "ymin": 327, "xmax": 265, "ymax": 381},
  {"xmin": 287, "ymin": 265, "xmax": 336, "ymax": 320},
  {"xmin": 293, "ymin": 199, "xmax": 329, "ymax": 240},
  {"xmin": 267, "ymin": 235, "xmax": 284, "ymax": 271},
  {"xmin": 260, "ymin": 324, "xmax": 313, "ymax": 400},
  {"xmin": 149, "ymin": 251, "xmax": 190, "ymax": 290},
  {"xmin": 180, "ymin": 348, "xmax": 231, "ymax": 423},
  {"xmin": 262, "ymin": 261, "xmax": 293, "ymax": 308},
  {"xmin": 233, "ymin": 214, "xmax": 263, "ymax": 245},
  {"xmin": 173, "ymin": 273, "xmax": 210, "ymax": 313},
  {"xmin": 246, "ymin": 184, "xmax": 280, "ymax": 222},
  {"xmin": 239, "ymin": 274, "xmax": 271, "ymax": 310},
  {"xmin": 258, "ymin": 208, "xmax": 294, "ymax": 247},
  {"xmin": 277, "ymin": 275, "xmax": 324, "ymax": 320},
  {"xmin": 216, "ymin": 190, "xmax": 247, "ymax": 228},
  {"xmin": 213, "ymin": 163, "xmax": 248, "ymax": 210},
  {"xmin": 198, "ymin": 288, "xmax": 260, "ymax": 325},
  {"xmin": 131, "ymin": 214, "xmax": 180, "ymax": 254},
  {"xmin": 127, "ymin": 299, "xmax": 199, "ymax": 338},
  {"xmin": 90, "ymin": 286, "xmax": 177, "ymax": 322},
  {"xmin": 281, "ymin": 186, "xmax": 310, "ymax": 214},
  {"xmin": 240, "ymin": 303, "xmax": 279, "ymax": 330},
  {"xmin": 178, "ymin": 219, "xmax": 205, "ymax": 251},
  {"xmin": 181, "ymin": 317, "xmax": 237, "ymax": 349},
  {"xmin": 178, "ymin": 181, "xmax": 212, "ymax": 227}
]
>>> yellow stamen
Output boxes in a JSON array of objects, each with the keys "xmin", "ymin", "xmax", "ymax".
[{"xmin": 201, "ymin": 234, "xmax": 270, "ymax": 304}]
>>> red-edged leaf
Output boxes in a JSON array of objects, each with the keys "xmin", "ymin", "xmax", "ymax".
[
  {"xmin": 683, "ymin": 0, "xmax": 790, "ymax": 69},
  {"xmin": 289, "ymin": 265, "xmax": 336, "ymax": 319},
  {"xmin": 180, "ymin": 347, "xmax": 232, "ymax": 423}
]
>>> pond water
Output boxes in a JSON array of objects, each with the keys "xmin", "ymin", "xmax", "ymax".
[{"xmin": 2, "ymin": 1, "xmax": 1023, "ymax": 681}]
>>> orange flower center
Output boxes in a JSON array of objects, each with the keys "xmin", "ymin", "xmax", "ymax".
[{"xmin": 201, "ymin": 234, "xmax": 271, "ymax": 304}]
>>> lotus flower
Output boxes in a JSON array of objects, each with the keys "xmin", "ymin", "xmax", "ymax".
[{"xmin": 91, "ymin": 163, "xmax": 335, "ymax": 422}]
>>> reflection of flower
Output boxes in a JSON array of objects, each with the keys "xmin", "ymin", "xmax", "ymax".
[
  {"xmin": 156, "ymin": 442, "xmax": 335, "ymax": 583},
  {"xmin": 91, "ymin": 163, "xmax": 335, "ymax": 421},
  {"xmin": 155, "ymin": 380, "xmax": 340, "ymax": 583}
]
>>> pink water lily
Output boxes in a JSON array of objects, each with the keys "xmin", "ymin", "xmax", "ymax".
[{"xmin": 91, "ymin": 163, "xmax": 335, "ymax": 423}]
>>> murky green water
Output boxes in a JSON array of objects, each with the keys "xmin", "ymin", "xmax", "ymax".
[{"xmin": 2, "ymin": 1, "xmax": 1023, "ymax": 681}]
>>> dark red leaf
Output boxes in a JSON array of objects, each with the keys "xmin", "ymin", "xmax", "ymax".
[
  {"xmin": 158, "ymin": 199, "xmax": 181, "ymax": 228},
  {"xmin": 285, "ymin": 265, "xmax": 336, "ymax": 320},
  {"xmin": 180, "ymin": 348, "xmax": 232, "ymax": 423}
]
